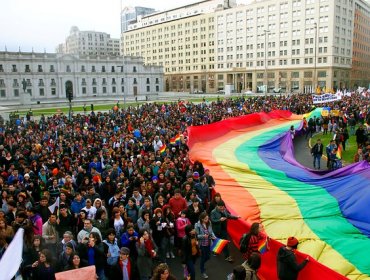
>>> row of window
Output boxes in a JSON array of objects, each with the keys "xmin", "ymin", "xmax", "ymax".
[
  {"xmin": 0, "ymin": 65, "xmax": 138, "ymax": 73},
  {"xmin": 0, "ymin": 85, "xmax": 161, "ymax": 98},
  {"xmin": 0, "ymin": 77, "xmax": 160, "ymax": 88}
]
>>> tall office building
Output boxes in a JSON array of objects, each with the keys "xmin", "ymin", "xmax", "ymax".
[
  {"xmin": 121, "ymin": 6, "xmax": 156, "ymax": 33},
  {"xmin": 122, "ymin": 0, "xmax": 370, "ymax": 93},
  {"xmin": 57, "ymin": 26, "xmax": 121, "ymax": 57}
]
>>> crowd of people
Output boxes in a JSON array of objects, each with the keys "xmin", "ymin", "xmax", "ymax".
[{"xmin": 0, "ymin": 92, "xmax": 369, "ymax": 280}]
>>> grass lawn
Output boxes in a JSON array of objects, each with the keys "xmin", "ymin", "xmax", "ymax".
[
  {"xmin": 15, "ymin": 97, "xmax": 221, "ymax": 117},
  {"xmin": 311, "ymin": 132, "xmax": 357, "ymax": 164}
]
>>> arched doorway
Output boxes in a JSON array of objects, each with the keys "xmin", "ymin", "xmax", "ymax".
[{"xmin": 65, "ymin": 80, "xmax": 73, "ymax": 101}]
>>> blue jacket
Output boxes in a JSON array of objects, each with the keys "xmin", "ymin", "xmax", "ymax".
[
  {"xmin": 120, "ymin": 231, "xmax": 139, "ymax": 248},
  {"xmin": 103, "ymin": 239, "xmax": 120, "ymax": 265},
  {"xmin": 71, "ymin": 198, "xmax": 86, "ymax": 214}
]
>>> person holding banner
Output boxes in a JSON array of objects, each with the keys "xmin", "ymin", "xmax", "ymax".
[
  {"xmin": 210, "ymin": 200, "xmax": 240, "ymax": 263},
  {"xmin": 195, "ymin": 212, "xmax": 217, "ymax": 279}
]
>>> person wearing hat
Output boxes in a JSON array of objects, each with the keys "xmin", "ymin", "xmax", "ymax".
[
  {"xmin": 277, "ymin": 237, "xmax": 309, "ymax": 280},
  {"xmin": 111, "ymin": 247, "xmax": 139, "ymax": 280}
]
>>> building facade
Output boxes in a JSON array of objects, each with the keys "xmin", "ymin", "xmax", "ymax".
[
  {"xmin": 57, "ymin": 26, "xmax": 121, "ymax": 57},
  {"xmin": 121, "ymin": 6, "xmax": 156, "ymax": 33},
  {"xmin": 122, "ymin": 0, "xmax": 370, "ymax": 93},
  {"xmin": 0, "ymin": 51, "xmax": 164, "ymax": 102}
]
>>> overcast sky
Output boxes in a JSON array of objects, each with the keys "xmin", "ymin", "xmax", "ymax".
[{"xmin": 0, "ymin": 0, "xmax": 211, "ymax": 53}]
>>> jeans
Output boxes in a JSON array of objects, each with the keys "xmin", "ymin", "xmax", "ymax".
[
  {"xmin": 161, "ymin": 235, "xmax": 175, "ymax": 255},
  {"xmin": 186, "ymin": 257, "xmax": 196, "ymax": 280},
  {"xmin": 96, "ymin": 268, "xmax": 106, "ymax": 280},
  {"xmin": 200, "ymin": 245, "xmax": 211, "ymax": 273},
  {"xmin": 313, "ymin": 154, "xmax": 322, "ymax": 169}
]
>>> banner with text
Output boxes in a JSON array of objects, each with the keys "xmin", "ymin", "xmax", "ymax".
[{"xmin": 312, "ymin": 93, "xmax": 341, "ymax": 104}]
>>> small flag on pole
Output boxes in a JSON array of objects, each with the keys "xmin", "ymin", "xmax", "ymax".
[
  {"xmin": 170, "ymin": 137, "xmax": 177, "ymax": 145},
  {"xmin": 175, "ymin": 133, "xmax": 181, "ymax": 145},
  {"xmin": 159, "ymin": 144, "xmax": 167, "ymax": 155},
  {"xmin": 48, "ymin": 197, "xmax": 60, "ymax": 214},
  {"xmin": 210, "ymin": 238, "xmax": 229, "ymax": 254},
  {"xmin": 336, "ymin": 145, "xmax": 342, "ymax": 160},
  {"xmin": 258, "ymin": 238, "xmax": 269, "ymax": 254}
]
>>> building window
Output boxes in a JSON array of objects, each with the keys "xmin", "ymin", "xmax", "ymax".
[
  {"xmin": 156, "ymin": 85, "xmax": 159, "ymax": 92},
  {"xmin": 25, "ymin": 65, "xmax": 31, "ymax": 72},
  {"xmin": 66, "ymin": 65, "xmax": 71, "ymax": 72},
  {"xmin": 102, "ymin": 66, "xmax": 106, "ymax": 72},
  {"xmin": 156, "ymin": 78, "xmax": 159, "ymax": 84},
  {"xmin": 51, "ymin": 79, "xmax": 56, "ymax": 86},
  {"xmin": 50, "ymin": 65, "xmax": 55, "ymax": 72},
  {"xmin": 0, "ymin": 65, "xmax": 4, "ymax": 72},
  {"xmin": 121, "ymin": 86, "xmax": 124, "ymax": 93},
  {"xmin": 39, "ymin": 88, "xmax": 45, "ymax": 96},
  {"xmin": 0, "ymin": 90, "xmax": 5, "ymax": 97},
  {"xmin": 133, "ymin": 66, "xmax": 137, "ymax": 72},
  {"xmin": 38, "ymin": 65, "xmax": 43, "ymax": 72},
  {"xmin": 93, "ymin": 87, "xmax": 97, "ymax": 94},
  {"xmin": 146, "ymin": 86, "xmax": 150, "ymax": 92},
  {"xmin": 121, "ymin": 78, "xmax": 124, "ymax": 84},
  {"xmin": 133, "ymin": 78, "xmax": 138, "ymax": 84},
  {"xmin": 112, "ymin": 86, "xmax": 116, "ymax": 93},
  {"xmin": 82, "ymin": 87, "xmax": 87, "ymax": 94},
  {"xmin": 318, "ymin": 71, "xmax": 326, "ymax": 78},
  {"xmin": 102, "ymin": 87, "xmax": 107, "ymax": 94},
  {"xmin": 111, "ymin": 66, "xmax": 115, "ymax": 72},
  {"xmin": 51, "ymin": 88, "xmax": 56, "ymax": 95},
  {"xmin": 38, "ymin": 79, "xmax": 44, "ymax": 86},
  {"xmin": 291, "ymin": 72, "xmax": 300, "ymax": 78},
  {"xmin": 92, "ymin": 66, "xmax": 96, "ymax": 72},
  {"xmin": 304, "ymin": 71, "xmax": 312, "ymax": 78},
  {"xmin": 102, "ymin": 78, "xmax": 107, "ymax": 85},
  {"xmin": 112, "ymin": 78, "xmax": 116, "ymax": 85},
  {"xmin": 92, "ymin": 78, "xmax": 97, "ymax": 85},
  {"xmin": 81, "ymin": 65, "xmax": 86, "ymax": 72},
  {"xmin": 146, "ymin": 78, "xmax": 150, "ymax": 84},
  {"xmin": 14, "ymin": 89, "xmax": 19, "ymax": 97},
  {"xmin": 12, "ymin": 65, "xmax": 17, "ymax": 72}
]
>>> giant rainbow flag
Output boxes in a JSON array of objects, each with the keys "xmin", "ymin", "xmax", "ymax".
[{"xmin": 187, "ymin": 108, "xmax": 370, "ymax": 280}]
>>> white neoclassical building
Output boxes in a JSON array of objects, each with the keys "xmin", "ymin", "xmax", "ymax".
[{"xmin": 0, "ymin": 51, "xmax": 164, "ymax": 103}]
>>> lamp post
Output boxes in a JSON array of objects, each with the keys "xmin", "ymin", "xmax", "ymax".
[
  {"xmin": 314, "ymin": 23, "xmax": 318, "ymax": 93},
  {"xmin": 264, "ymin": 30, "xmax": 270, "ymax": 95}
]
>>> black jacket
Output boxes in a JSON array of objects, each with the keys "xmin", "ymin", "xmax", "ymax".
[
  {"xmin": 311, "ymin": 143, "xmax": 323, "ymax": 156},
  {"xmin": 277, "ymin": 246, "xmax": 308, "ymax": 280}
]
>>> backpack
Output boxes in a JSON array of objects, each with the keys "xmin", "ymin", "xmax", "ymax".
[{"xmin": 239, "ymin": 233, "xmax": 251, "ymax": 253}]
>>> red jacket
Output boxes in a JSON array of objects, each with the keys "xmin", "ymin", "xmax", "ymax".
[{"xmin": 168, "ymin": 197, "xmax": 187, "ymax": 217}]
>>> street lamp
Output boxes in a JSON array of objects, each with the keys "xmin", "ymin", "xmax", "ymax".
[
  {"xmin": 263, "ymin": 30, "xmax": 270, "ymax": 95},
  {"xmin": 314, "ymin": 23, "xmax": 318, "ymax": 93}
]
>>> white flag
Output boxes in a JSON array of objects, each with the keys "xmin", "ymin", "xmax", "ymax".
[
  {"xmin": 0, "ymin": 228, "xmax": 24, "ymax": 280},
  {"xmin": 48, "ymin": 197, "xmax": 60, "ymax": 214}
]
